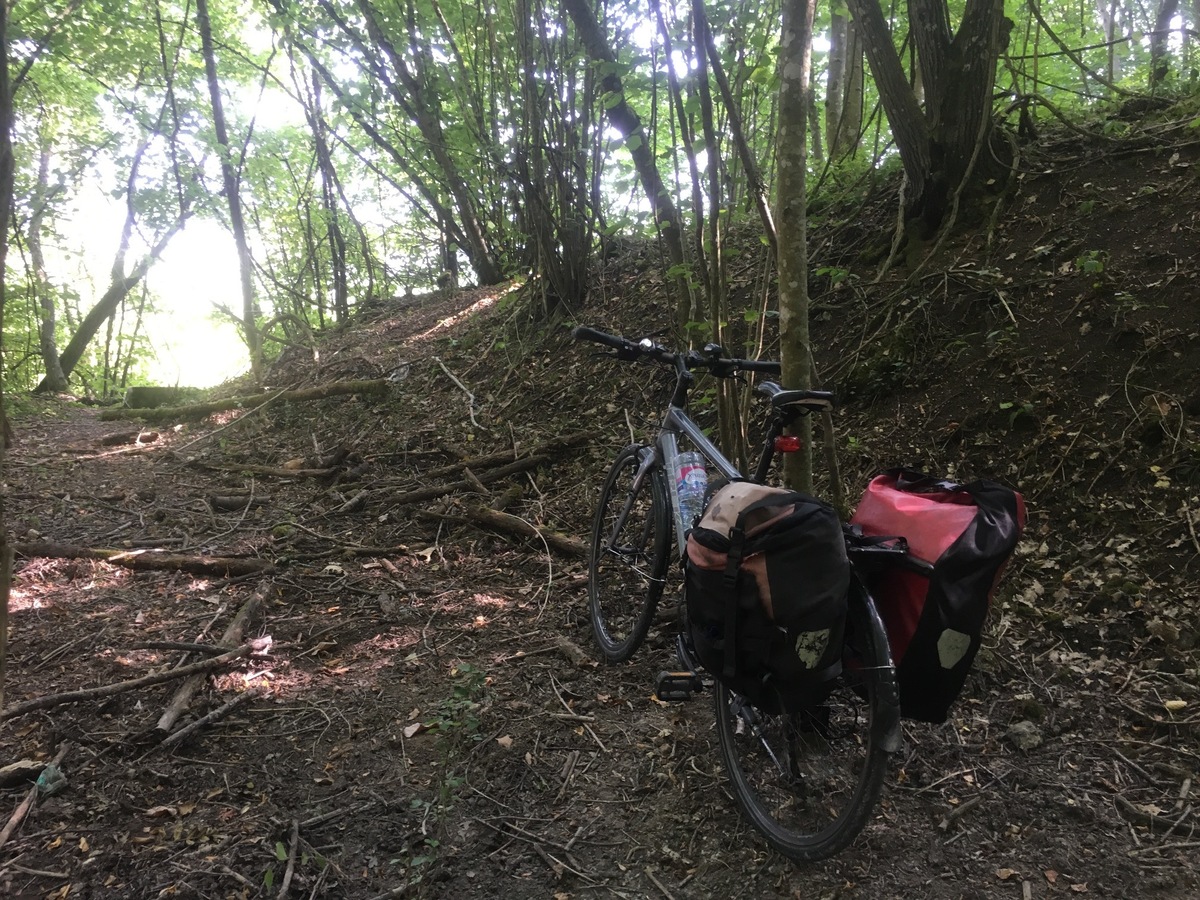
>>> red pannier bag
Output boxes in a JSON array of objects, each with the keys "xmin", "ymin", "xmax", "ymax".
[{"xmin": 850, "ymin": 469, "xmax": 1026, "ymax": 723}]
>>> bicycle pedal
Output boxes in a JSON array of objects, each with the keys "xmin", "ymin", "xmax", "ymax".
[{"xmin": 655, "ymin": 671, "xmax": 704, "ymax": 702}]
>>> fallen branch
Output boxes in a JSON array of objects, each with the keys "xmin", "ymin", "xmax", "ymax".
[
  {"xmin": 1, "ymin": 645, "xmax": 257, "ymax": 722},
  {"xmin": 0, "ymin": 789, "xmax": 36, "ymax": 851},
  {"xmin": 160, "ymin": 687, "xmax": 264, "ymax": 751},
  {"xmin": 417, "ymin": 430, "xmax": 590, "ymax": 483},
  {"xmin": 99, "ymin": 379, "xmax": 392, "ymax": 422},
  {"xmin": 330, "ymin": 490, "xmax": 371, "ymax": 516},
  {"xmin": 158, "ymin": 595, "xmax": 265, "ymax": 733},
  {"xmin": 208, "ymin": 495, "xmax": 268, "ymax": 512},
  {"xmin": 276, "ymin": 818, "xmax": 300, "ymax": 899},
  {"xmin": 299, "ymin": 801, "xmax": 375, "ymax": 831},
  {"xmin": 938, "ymin": 795, "xmax": 985, "ymax": 831},
  {"xmin": 0, "ymin": 744, "xmax": 69, "ymax": 850},
  {"xmin": 423, "ymin": 506, "xmax": 586, "ymax": 558},
  {"xmin": 1186, "ymin": 505, "xmax": 1200, "ymax": 558},
  {"xmin": 128, "ymin": 641, "xmax": 234, "ymax": 656},
  {"xmin": 433, "ymin": 356, "xmax": 486, "ymax": 431},
  {"xmin": 391, "ymin": 454, "xmax": 556, "ymax": 507},
  {"xmin": 13, "ymin": 543, "xmax": 274, "ymax": 577},
  {"xmin": 1114, "ymin": 793, "xmax": 1192, "ymax": 832},
  {"xmin": 7, "ymin": 863, "xmax": 70, "ymax": 880},
  {"xmin": 174, "ymin": 388, "xmax": 290, "ymax": 453},
  {"xmin": 210, "ymin": 464, "xmax": 340, "ymax": 479}
]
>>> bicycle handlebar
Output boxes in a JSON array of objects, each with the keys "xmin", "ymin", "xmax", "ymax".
[{"xmin": 573, "ymin": 325, "xmax": 782, "ymax": 377}]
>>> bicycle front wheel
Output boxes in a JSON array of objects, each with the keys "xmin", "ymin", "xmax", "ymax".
[
  {"xmin": 713, "ymin": 585, "xmax": 894, "ymax": 861},
  {"xmin": 588, "ymin": 445, "xmax": 671, "ymax": 663}
]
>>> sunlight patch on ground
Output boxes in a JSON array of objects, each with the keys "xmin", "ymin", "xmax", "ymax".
[
  {"xmin": 8, "ymin": 558, "xmax": 136, "ymax": 615},
  {"xmin": 413, "ymin": 284, "xmax": 520, "ymax": 341},
  {"xmin": 470, "ymin": 592, "xmax": 513, "ymax": 609},
  {"xmin": 248, "ymin": 628, "xmax": 425, "ymax": 700},
  {"xmin": 7, "ymin": 586, "xmax": 47, "ymax": 612}
]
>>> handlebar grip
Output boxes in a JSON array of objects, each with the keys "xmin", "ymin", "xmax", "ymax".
[
  {"xmin": 739, "ymin": 359, "xmax": 782, "ymax": 374},
  {"xmin": 572, "ymin": 326, "xmax": 629, "ymax": 350}
]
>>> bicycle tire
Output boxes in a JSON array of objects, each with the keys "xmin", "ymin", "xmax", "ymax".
[
  {"xmin": 588, "ymin": 445, "xmax": 671, "ymax": 663},
  {"xmin": 713, "ymin": 580, "xmax": 894, "ymax": 860}
]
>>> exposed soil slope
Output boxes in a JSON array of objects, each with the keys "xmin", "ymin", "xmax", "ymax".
[{"xmin": 1, "ymin": 125, "xmax": 1198, "ymax": 900}]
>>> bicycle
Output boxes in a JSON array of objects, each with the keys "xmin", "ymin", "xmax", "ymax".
[{"xmin": 573, "ymin": 325, "xmax": 905, "ymax": 861}]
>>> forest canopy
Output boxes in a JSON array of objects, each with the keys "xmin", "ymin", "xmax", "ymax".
[{"xmin": 1, "ymin": 0, "xmax": 1197, "ymax": 394}]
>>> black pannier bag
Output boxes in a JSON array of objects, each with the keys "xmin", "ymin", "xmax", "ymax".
[
  {"xmin": 685, "ymin": 483, "xmax": 850, "ymax": 714},
  {"xmin": 849, "ymin": 469, "xmax": 1026, "ymax": 723}
]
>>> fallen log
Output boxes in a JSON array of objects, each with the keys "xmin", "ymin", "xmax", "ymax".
[
  {"xmin": 391, "ymin": 454, "xmax": 557, "ymax": 507},
  {"xmin": 99, "ymin": 430, "xmax": 159, "ymax": 447},
  {"xmin": 0, "ymin": 645, "xmax": 258, "ymax": 722},
  {"xmin": 157, "ymin": 594, "xmax": 265, "ymax": 734},
  {"xmin": 417, "ymin": 430, "xmax": 591, "ymax": 482},
  {"xmin": 456, "ymin": 508, "xmax": 588, "ymax": 556},
  {"xmin": 13, "ymin": 543, "xmax": 275, "ymax": 577},
  {"xmin": 99, "ymin": 379, "xmax": 392, "ymax": 422},
  {"xmin": 160, "ymin": 687, "xmax": 265, "ymax": 751},
  {"xmin": 128, "ymin": 641, "xmax": 235, "ymax": 655},
  {"xmin": 213, "ymin": 464, "xmax": 340, "ymax": 479},
  {"xmin": 208, "ymin": 495, "xmax": 268, "ymax": 512},
  {"xmin": 0, "ymin": 759, "xmax": 45, "ymax": 789}
]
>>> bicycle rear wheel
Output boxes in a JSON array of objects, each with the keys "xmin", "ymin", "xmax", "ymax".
[
  {"xmin": 588, "ymin": 445, "xmax": 671, "ymax": 663},
  {"xmin": 713, "ymin": 583, "xmax": 895, "ymax": 860}
]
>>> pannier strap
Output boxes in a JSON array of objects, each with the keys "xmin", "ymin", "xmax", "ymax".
[
  {"xmin": 722, "ymin": 525, "xmax": 744, "ymax": 679},
  {"xmin": 723, "ymin": 526, "xmax": 745, "ymax": 587},
  {"xmin": 719, "ymin": 493, "xmax": 800, "ymax": 680},
  {"xmin": 723, "ymin": 566, "xmax": 739, "ymax": 679}
]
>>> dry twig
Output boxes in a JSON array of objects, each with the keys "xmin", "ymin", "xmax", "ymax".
[
  {"xmin": 0, "ymin": 744, "xmax": 69, "ymax": 850},
  {"xmin": 158, "ymin": 594, "xmax": 265, "ymax": 733},
  {"xmin": 160, "ymin": 687, "xmax": 265, "ymax": 751},
  {"xmin": 1, "ymin": 647, "xmax": 258, "ymax": 722},
  {"xmin": 276, "ymin": 819, "xmax": 300, "ymax": 899}
]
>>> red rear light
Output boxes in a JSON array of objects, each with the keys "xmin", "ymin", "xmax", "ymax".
[{"xmin": 774, "ymin": 435, "xmax": 803, "ymax": 453}]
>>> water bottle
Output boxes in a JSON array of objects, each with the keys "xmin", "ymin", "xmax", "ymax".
[{"xmin": 674, "ymin": 451, "xmax": 708, "ymax": 531}]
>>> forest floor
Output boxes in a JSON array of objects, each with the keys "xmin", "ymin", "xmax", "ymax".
[{"xmin": 2, "ymin": 122, "xmax": 1199, "ymax": 900}]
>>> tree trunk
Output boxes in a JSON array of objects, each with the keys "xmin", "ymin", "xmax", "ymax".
[
  {"xmin": 655, "ymin": 0, "xmax": 708, "ymax": 336},
  {"xmin": 776, "ymin": 0, "xmax": 816, "ymax": 491},
  {"xmin": 562, "ymin": 0, "xmax": 694, "ymax": 334},
  {"xmin": 1096, "ymin": 0, "xmax": 1121, "ymax": 87},
  {"xmin": 0, "ymin": 0, "xmax": 12, "ymax": 711},
  {"xmin": 1150, "ymin": 0, "xmax": 1181, "ymax": 86},
  {"xmin": 826, "ymin": 13, "xmax": 864, "ymax": 160},
  {"xmin": 196, "ymin": 0, "xmax": 263, "ymax": 382},
  {"xmin": 308, "ymin": 74, "xmax": 350, "ymax": 321},
  {"xmin": 697, "ymin": 1, "xmax": 776, "ymax": 253},
  {"xmin": 847, "ymin": 0, "xmax": 1007, "ymax": 238},
  {"xmin": 347, "ymin": 0, "xmax": 505, "ymax": 286},
  {"xmin": 34, "ymin": 141, "xmax": 190, "ymax": 393},
  {"xmin": 29, "ymin": 138, "xmax": 68, "ymax": 392},
  {"xmin": 514, "ymin": 0, "xmax": 584, "ymax": 310}
]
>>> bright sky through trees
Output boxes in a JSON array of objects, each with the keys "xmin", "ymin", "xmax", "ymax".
[{"xmin": 145, "ymin": 223, "xmax": 246, "ymax": 388}]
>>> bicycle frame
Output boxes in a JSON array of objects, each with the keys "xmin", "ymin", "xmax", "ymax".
[
  {"xmin": 655, "ymin": 407, "xmax": 740, "ymax": 557},
  {"xmin": 612, "ymin": 356, "xmax": 798, "ymax": 560}
]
